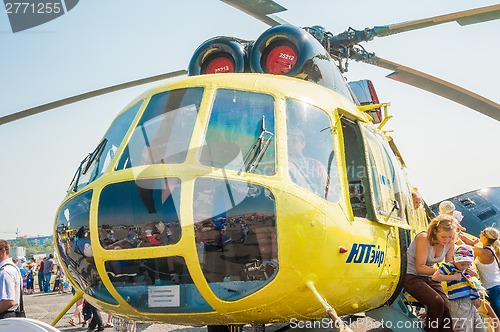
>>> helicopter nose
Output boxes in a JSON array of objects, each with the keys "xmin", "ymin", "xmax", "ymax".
[{"xmin": 54, "ymin": 174, "xmax": 280, "ymax": 312}]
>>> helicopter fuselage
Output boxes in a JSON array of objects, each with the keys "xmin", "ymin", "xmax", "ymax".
[{"xmin": 54, "ymin": 73, "xmax": 426, "ymax": 325}]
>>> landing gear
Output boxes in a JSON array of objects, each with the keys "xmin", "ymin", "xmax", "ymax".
[
  {"xmin": 207, "ymin": 324, "xmax": 265, "ymax": 332},
  {"xmin": 207, "ymin": 325, "xmax": 243, "ymax": 332}
]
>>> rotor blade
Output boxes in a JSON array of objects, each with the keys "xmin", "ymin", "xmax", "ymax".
[
  {"xmin": 220, "ymin": 0, "xmax": 290, "ymax": 26},
  {"xmin": 372, "ymin": 4, "xmax": 500, "ymax": 38},
  {"xmin": 0, "ymin": 70, "xmax": 187, "ymax": 126},
  {"xmin": 363, "ymin": 56, "xmax": 500, "ymax": 121}
]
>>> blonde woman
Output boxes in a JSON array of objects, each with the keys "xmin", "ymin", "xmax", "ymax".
[
  {"xmin": 473, "ymin": 227, "xmax": 500, "ymax": 318},
  {"xmin": 404, "ymin": 214, "xmax": 456, "ymax": 331}
]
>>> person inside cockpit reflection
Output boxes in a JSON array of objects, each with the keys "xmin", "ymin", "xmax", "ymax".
[
  {"xmin": 74, "ymin": 226, "xmax": 93, "ymax": 263},
  {"xmin": 288, "ymin": 128, "xmax": 330, "ymax": 198},
  {"xmin": 72, "ymin": 226, "xmax": 100, "ymax": 287}
]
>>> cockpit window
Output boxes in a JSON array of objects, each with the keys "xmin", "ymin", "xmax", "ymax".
[
  {"xmin": 286, "ymin": 99, "xmax": 340, "ymax": 202},
  {"xmin": 193, "ymin": 177, "xmax": 277, "ymax": 301},
  {"xmin": 117, "ymin": 88, "xmax": 203, "ymax": 169},
  {"xmin": 200, "ymin": 89, "xmax": 275, "ymax": 175},
  {"xmin": 54, "ymin": 190, "xmax": 117, "ymax": 304},
  {"xmin": 70, "ymin": 101, "xmax": 143, "ymax": 192},
  {"xmin": 98, "ymin": 178, "xmax": 182, "ymax": 248},
  {"xmin": 363, "ymin": 127, "xmax": 407, "ymax": 221}
]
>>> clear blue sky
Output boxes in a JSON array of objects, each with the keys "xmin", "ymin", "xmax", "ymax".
[{"xmin": 0, "ymin": 0, "xmax": 499, "ymax": 237}]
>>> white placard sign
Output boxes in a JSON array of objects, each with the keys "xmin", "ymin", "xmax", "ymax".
[{"xmin": 148, "ymin": 285, "xmax": 180, "ymax": 307}]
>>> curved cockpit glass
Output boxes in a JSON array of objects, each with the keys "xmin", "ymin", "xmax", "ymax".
[
  {"xmin": 98, "ymin": 178, "xmax": 182, "ymax": 248},
  {"xmin": 201, "ymin": 89, "xmax": 275, "ymax": 175},
  {"xmin": 116, "ymin": 88, "xmax": 203, "ymax": 169},
  {"xmin": 69, "ymin": 101, "xmax": 143, "ymax": 192},
  {"xmin": 55, "ymin": 190, "xmax": 117, "ymax": 304},
  {"xmin": 193, "ymin": 178, "xmax": 277, "ymax": 301},
  {"xmin": 104, "ymin": 256, "xmax": 213, "ymax": 313}
]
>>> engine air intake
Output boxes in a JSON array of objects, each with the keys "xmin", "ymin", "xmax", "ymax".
[
  {"xmin": 249, "ymin": 25, "xmax": 354, "ymax": 102},
  {"xmin": 188, "ymin": 37, "xmax": 248, "ymax": 76},
  {"xmin": 264, "ymin": 44, "xmax": 298, "ymax": 75}
]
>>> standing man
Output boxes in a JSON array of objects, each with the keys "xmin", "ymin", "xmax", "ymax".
[
  {"xmin": 0, "ymin": 239, "xmax": 21, "ymax": 319},
  {"xmin": 37, "ymin": 257, "xmax": 45, "ymax": 292},
  {"xmin": 43, "ymin": 254, "xmax": 54, "ymax": 293}
]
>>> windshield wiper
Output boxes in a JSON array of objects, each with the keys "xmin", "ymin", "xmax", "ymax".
[
  {"xmin": 68, "ymin": 155, "xmax": 90, "ymax": 193},
  {"xmin": 68, "ymin": 139, "xmax": 108, "ymax": 193},
  {"xmin": 238, "ymin": 116, "xmax": 274, "ymax": 174},
  {"xmin": 82, "ymin": 139, "xmax": 108, "ymax": 175}
]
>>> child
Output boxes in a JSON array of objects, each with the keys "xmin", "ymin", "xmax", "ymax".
[
  {"xmin": 433, "ymin": 245, "xmax": 486, "ymax": 332},
  {"xmin": 472, "ymin": 278, "xmax": 500, "ymax": 332},
  {"xmin": 438, "ymin": 201, "xmax": 474, "ymax": 245},
  {"xmin": 53, "ymin": 265, "xmax": 65, "ymax": 293},
  {"xmin": 82, "ymin": 300, "xmax": 93, "ymax": 327},
  {"xmin": 26, "ymin": 263, "xmax": 34, "ymax": 294}
]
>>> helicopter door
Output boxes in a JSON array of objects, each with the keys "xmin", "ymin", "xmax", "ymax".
[
  {"xmin": 340, "ymin": 118, "xmax": 374, "ymax": 219},
  {"xmin": 362, "ymin": 126, "xmax": 411, "ymax": 228}
]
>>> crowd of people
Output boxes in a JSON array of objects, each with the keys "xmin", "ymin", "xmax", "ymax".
[
  {"xmin": 0, "ymin": 252, "xmax": 69, "ymax": 296},
  {"xmin": 405, "ymin": 200, "xmax": 500, "ymax": 332},
  {"xmin": 0, "ymin": 241, "xmax": 135, "ymax": 331}
]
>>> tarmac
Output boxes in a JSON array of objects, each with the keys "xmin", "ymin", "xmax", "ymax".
[
  {"xmin": 23, "ymin": 290, "xmax": 203, "ymax": 332},
  {"xmin": 24, "ymin": 290, "xmax": 388, "ymax": 332}
]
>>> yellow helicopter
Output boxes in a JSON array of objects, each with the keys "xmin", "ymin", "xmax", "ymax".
[{"xmin": 1, "ymin": 1, "xmax": 500, "ymax": 331}]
